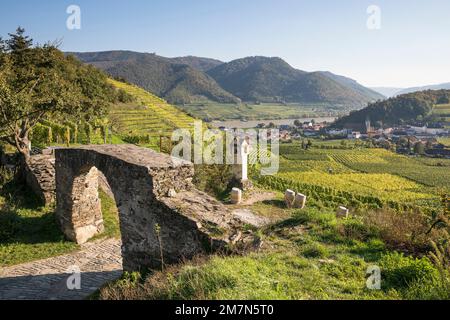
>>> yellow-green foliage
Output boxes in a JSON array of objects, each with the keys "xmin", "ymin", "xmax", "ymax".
[
  {"xmin": 108, "ymin": 79, "xmax": 196, "ymax": 136},
  {"xmin": 272, "ymin": 143, "xmax": 449, "ymax": 210},
  {"xmin": 438, "ymin": 137, "xmax": 450, "ymax": 147},
  {"xmin": 433, "ymin": 104, "xmax": 450, "ymax": 115}
]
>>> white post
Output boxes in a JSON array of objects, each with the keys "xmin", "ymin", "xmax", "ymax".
[
  {"xmin": 233, "ymin": 137, "xmax": 250, "ymax": 182},
  {"xmin": 231, "ymin": 188, "xmax": 242, "ymax": 204}
]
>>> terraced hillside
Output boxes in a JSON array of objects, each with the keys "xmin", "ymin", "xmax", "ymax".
[
  {"xmin": 433, "ymin": 104, "xmax": 450, "ymax": 124},
  {"xmin": 108, "ymin": 79, "xmax": 196, "ymax": 137}
]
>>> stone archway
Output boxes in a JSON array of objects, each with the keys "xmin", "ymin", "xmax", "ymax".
[{"xmin": 55, "ymin": 145, "xmax": 242, "ymax": 271}]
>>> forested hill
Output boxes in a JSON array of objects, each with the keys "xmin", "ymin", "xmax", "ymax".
[
  {"xmin": 68, "ymin": 51, "xmax": 240, "ymax": 105},
  {"xmin": 332, "ymin": 89, "xmax": 450, "ymax": 130},
  {"xmin": 69, "ymin": 51, "xmax": 383, "ymax": 107},
  {"xmin": 170, "ymin": 56, "xmax": 223, "ymax": 72},
  {"xmin": 207, "ymin": 56, "xmax": 385, "ymax": 106}
]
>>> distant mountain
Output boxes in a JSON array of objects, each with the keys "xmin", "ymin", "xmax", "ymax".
[
  {"xmin": 69, "ymin": 51, "xmax": 239, "ymax": 104},
  {"xmin": 70, "ymin": 51, "xmax": 383, "ymax": 107},
  {"xmin": 370, "ymin": 83, "xmax": 450, "ymax": 97},
  {"xmin": 332, "ymin": 89, "xmax": 450, "ymax": 130},
  {"xmin": 319, "ymin": 72, "xmax": 385, "ymax": 101},
  {"xmin": 397, "ymin": 83, "xmax": 450, "ymax": 95},
  {"xmin": 170, "ymin": 56, "xmax": 223, "ymax": 72},
  {"xmin": 370, "ymin": 87, "xmax": 404, "ymax": 98},
  {"xmin": 207, "ymin": 56, "xmax": 384, "ymax": 106}
]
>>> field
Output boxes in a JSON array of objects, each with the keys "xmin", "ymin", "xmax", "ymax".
[
  {"xmin": 438, "ymin": 137, "xmax": 450, "ymax": 147},
  {"xmin": 178, "ymin": 102, "xmax": 349, "ymax": 121},
  {"xmin": 432, "ymin": 104, "xmax": 450, "ymax": 126},
  {"xmin": 433, "ymin": 103, "xmax": 450, "ymax": 116},
  {"xmin": 108, "ymin": 80, "xmax": 197, "ymax": 137},
  {"xmin": 254, "ymin": 141, "xmax": 450, "ymax": 211}
]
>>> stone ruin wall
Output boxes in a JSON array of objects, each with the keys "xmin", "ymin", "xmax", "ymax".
[{"xmin": 54, "ymin": 145, "xmax": 246, "ymax": 271}]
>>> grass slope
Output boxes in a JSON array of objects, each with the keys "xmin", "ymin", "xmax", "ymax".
[
  {"xmin": 99, "ymin": 205, "xmax": 448, "ymax": 300},
  {"xmin": 0, "ymin": 179, "xmax": 120, "ymax": 267}
]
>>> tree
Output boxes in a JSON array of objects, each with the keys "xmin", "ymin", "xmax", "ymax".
[
  {"xmin": 0, "ymin": 28, "xmax": 114, "ymax": 162},
  {"xmin": 414, "ymin": 142, "xmax": 425, "ymax": 155}
]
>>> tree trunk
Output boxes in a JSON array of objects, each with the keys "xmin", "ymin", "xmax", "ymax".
[{"xmin": 14, "ymin": 134, "xmax": 31, "ymax": 183}]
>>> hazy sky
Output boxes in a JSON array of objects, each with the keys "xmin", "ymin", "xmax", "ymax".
[{"xmin": 1, "ymin": 0, "xmax": 449, "ymax": 88}]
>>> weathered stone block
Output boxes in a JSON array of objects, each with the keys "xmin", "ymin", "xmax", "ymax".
[
  {"xmin": 294, "ymin": 193, "xmax": 307, "ymax": 209},
  {"xmin": 25, "ymin": 154, "xmax": 56, "ymax": 205},
  {"xmin": 231, "ymin": 188, "xmax": 242, "ymax": 204},
  {"xmin": 284, "ymin": 189, "xmax": 296, "ymax": 208},
  {"xmin": 336, "ymin": 206, "xmax": 349, "ymax": 218}
]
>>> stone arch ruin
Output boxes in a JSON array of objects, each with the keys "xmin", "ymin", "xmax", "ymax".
[{"xmin": 55, "ymin": 145, "xmax": 242, "ymax": 271}]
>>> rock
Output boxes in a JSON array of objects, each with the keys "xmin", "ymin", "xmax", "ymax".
[
  {"xmin": 230, "ymin": 187, "xmax": 242, "ymax": 204},
  {"xmin": 232, "ymin": 209, "xmax": 270, "ymax": 228},
  {"xmin": 294, "ymin": 193, "xmax": 307, "ymax": 209},
  {"xmin": 230, "ymin": 231, "xmax": 242, "ymax": 244},
  {"xmin": 73, "ymin": 225, "xmax": 99, "ymax": 244},
  {"xmin": 336, "ymin": 206, "xmax": 349, "ymax": 218},
  {"xmin": 284, "ymin": 189, "xmax": 296, "ymax": 208},
  {"xmin": 25, "ymin": 154, "xmax": 56, "ymax": 205},
  {"xmin": 167, "ymin": 189, "xmax": 177, "ymax": 198}
]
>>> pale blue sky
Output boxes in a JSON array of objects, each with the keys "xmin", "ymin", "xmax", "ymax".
[{"xmin": 1, "ymin": 0, "xmax": 449, "ymax": 87}]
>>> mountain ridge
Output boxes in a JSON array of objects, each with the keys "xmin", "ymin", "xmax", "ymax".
[
  {"xmin": 69, "ymin": 51, "xmax": 384, "ymax": 107},
  {"xmin": 207, "ymin": 56, "xmax": 385, "ymax": 106}
]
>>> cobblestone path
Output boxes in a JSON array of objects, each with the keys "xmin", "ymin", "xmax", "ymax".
[{"xmin": 0, "ymin": 238, "xmax": 122, "ymax": 300}]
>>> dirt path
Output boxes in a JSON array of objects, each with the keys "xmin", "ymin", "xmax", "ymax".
[
  {"xmin": 241, "ymin": 191, "xmax": 277, "ymax": 206},
  {"xmin": 0, "ymin": 238, "xmax": 122, "ymax": 300}
]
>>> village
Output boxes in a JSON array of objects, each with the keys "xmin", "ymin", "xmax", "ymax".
[{"xmin": 247, "ymin": 118, "xmax": 450, "ymax": 158}]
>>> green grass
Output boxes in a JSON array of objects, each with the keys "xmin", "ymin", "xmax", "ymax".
[
  {"xmin": 0, "ymin": 181, "xmax": 120, "ymax": 267},
  {"xmin": 99, "ymin": 207, "xmax": 448, "ymax": 300},
  {"xmin": 0, "ymin": 183, "xmax": 78, "ymax": 267},
  {"xmin": 178, "ymin": 102, "xmax": 346, "ymax": 121},
  {"xmin": 91, "ymin": 190, "xmax": 120, "ymax": 241}
]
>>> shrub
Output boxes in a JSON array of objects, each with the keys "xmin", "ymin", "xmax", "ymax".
[
  {"xmin": 362, "ymin": 209, "xmax": 439, "ymax": 254},
  {"xmin": 291, "ymin": 208, "xmax": 336, "ymax": 227},
  {"xmin": 302, "ymin": 243, "xmax": 330, "ymax": 259},
  {"xmin": 379, "ymin": 252, "xmax": 439, "ymax": 290},
  {"xmin": 337, "ymin": 216, "xmax": 378, "ymax": 241}
]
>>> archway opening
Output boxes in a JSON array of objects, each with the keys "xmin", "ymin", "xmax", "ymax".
[{"xmin": 67, "ymin": 166, "xmax": 121, "ymax": 245}]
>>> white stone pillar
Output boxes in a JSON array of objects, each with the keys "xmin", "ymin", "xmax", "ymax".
[
  {"xmin": 231, "ymin": 187, "xmax": 242, "ymax": 204},
  {"xmin": 284, "ymin": 189, "xmax": 296, "ymax": 208},
  {"xmin": 336, "ymin": 206, "xmax": 349, "ymax": 218},
  {"xmin": 294, "ymin": 193, "xmax": 307, "ymax": 209},
  {"xmin": 233, "ymin": 137, "xmax": 250, "ymax": 183}
]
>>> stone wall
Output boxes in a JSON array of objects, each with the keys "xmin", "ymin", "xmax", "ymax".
[
  {"xmin": 55, "ymin": 145, "xmax": 244, "ymax": 271},
  {"xmin": 25, "ymin": 155, "xmax": 56, "ymax": 205}
]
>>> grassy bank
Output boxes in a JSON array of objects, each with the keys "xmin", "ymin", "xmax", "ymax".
[
  {"xmin": 99, "ymin": 206, "xmax": 450, "ymax": 300},
  {"xmin": 0, "ymin": 175, "xmax": 120, "ymax": 267}
]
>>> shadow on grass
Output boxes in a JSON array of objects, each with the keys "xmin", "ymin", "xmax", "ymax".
[
  {"xmin": 0, "ymin": 179, "xmax": 65, "ymax": 246},
  {"xmin": 261, "ymin": 199, "xmax": 285, "ymax": 209}
]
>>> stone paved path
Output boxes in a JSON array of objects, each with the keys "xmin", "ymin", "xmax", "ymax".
[{"xmin": 0, "ymin": 238, "xmax": 123, "ymax": 300}]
